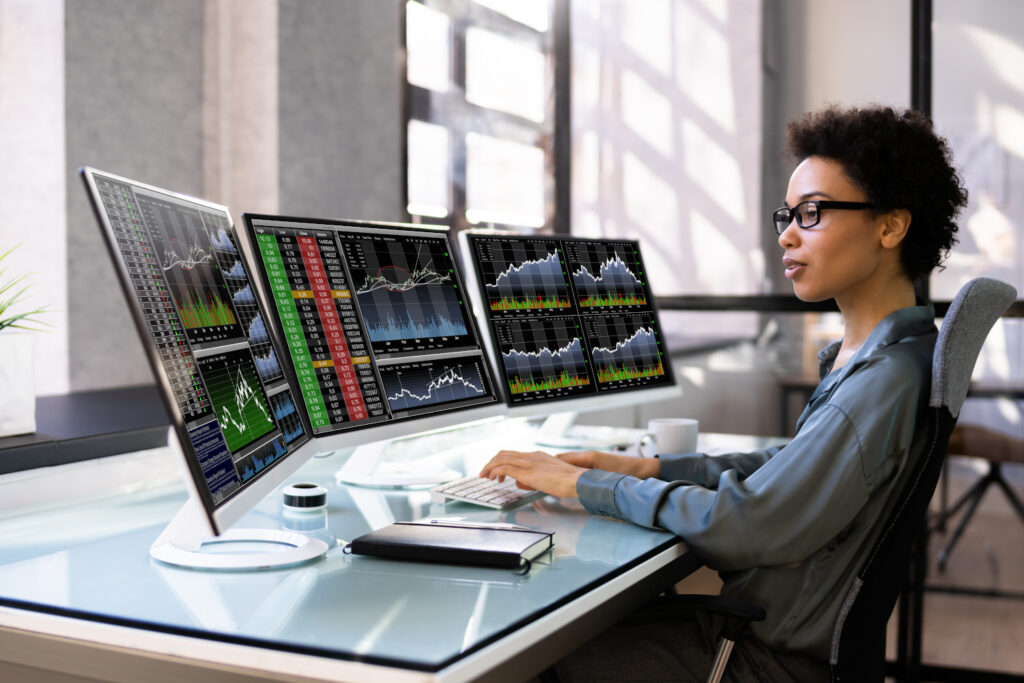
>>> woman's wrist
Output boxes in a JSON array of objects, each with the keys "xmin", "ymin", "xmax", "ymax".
[{"xmin": 634, "ymin": 456, "xmax": 661, "ymax": 479}]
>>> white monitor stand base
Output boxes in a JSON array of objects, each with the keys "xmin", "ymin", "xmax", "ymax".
[
  {"xmin": 530, "ymin": 412, "xmax": 636, "ymax": 450},
  {"xmin": 334, "ymin": 440, "xmax": 462, "ymax": 488},
  {"xmin": 150, "ymin": 501, "xmax": 329, "ymax": 571}
]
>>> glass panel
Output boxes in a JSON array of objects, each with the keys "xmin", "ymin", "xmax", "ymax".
[
  {"xmin": 472, "ymin": 0, "xmax": 550, "ymax": 32},
  {"xmin": 932, "ymin": 0, "xmax": 1024, "ymax": 444},
  {"xmin": 932, "ymin": 0, "xmax": 1024, "ymax": 298},
  {"xmin": 465, "ymin": 132, "xmax": 545, "ymax": 228},
  {"xmin": 406, "ymin": 1, "xmax": 450, "ymax": 93},
  {"xmin": 465, "ymin": 28, "xmax": 546, "ymax": 123},
  {"xmin": 407, "ymin": 120, "xmax": 450, "ymax": 218}
]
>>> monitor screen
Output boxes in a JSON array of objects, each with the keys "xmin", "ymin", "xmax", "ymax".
[
  {"xmin": 80, "ymin": 168, "xmax": 310, "ymax": 524},
  {"xmin": 460, "ymin": 233, "xmax": 676, "ymax": 409},
  {"xmin": 241, "ymin": 215, "xmax": 500, "ymax": 442}
]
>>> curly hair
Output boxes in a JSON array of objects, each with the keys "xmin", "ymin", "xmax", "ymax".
[{"xmin": 785, "ymin": 105, "xmax": 967, "ymax": 282}]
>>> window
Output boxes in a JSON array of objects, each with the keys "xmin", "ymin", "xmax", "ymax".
[{"xmin": 404, "ymin": 0, "xmax": 566, "ymax": 234}]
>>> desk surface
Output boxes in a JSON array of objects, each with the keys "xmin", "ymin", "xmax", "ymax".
[{"xmin": 0, "ymin": 431, "xmax": 775, "ymax": 682}]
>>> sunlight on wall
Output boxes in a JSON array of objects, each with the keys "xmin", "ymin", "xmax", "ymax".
[
  {"xmin": 571, "ymin": 0, "xmax": 761, "ymax": 302},
  {"xmin": 621, "ymin": 68, "xmax": 674, "ymax": 153},
  {"xmin": 675, "ymin": 1, "xmax": 736, "ymax": 133},
  {"xmin": 683, "ymin": 119, "xmax": 746, "ymax": 224},
  {"xmin": 994, "ymin": 103, "xmax": 1024, "ymax": 161},
  {"xmin": 620, "ymin": 0, "xmax": 672, "ymax": 77},
  {"xmin": 962, "ymin": 25, "xmax": 1024, "ymax": 95},
  {"xmin": 687, "ymin": 209, "xmax": 750, "ymax": 293},
  {"xmin": 693, "ymin": 0, "xmax": 729, "ymax": 23}
]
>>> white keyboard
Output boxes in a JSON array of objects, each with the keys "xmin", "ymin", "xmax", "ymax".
[{"xmin": 430, "ymin": 476, "xmax": 545, "ymax": 509}]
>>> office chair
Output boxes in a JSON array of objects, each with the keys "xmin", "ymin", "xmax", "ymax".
[{"xmin": 669, "ymin": 277, "xmax": 1016, "ymax": 683}]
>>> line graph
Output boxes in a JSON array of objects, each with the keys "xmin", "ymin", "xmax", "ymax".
[
  {"xmin": 162, "ymin": 237, "xmax": 214, "ymax": 272},
  {"xmin": 198, "ymin": 349, "xmax": 276, "ymax": 453},
  {"xmin": 565, "ymin": 241, "xmax": 649, "ymax": 308},
  {"xmin": 474, "ymin": 238, "xmax": 572, "ymax": 312},
  {"xmin": 341, "ymin": 234, "xmax": 472, "ymax": 352},
  {"xmin": 357, "ymin": 264, "xmax": 452, "ymax": 294},
  {"xmin": 584, "ymin": 314, "xmax": 669, "ymax": 387},
  {"xmin": 379, "ymin": 358, "xmax": 489, "ymax": 412},
  {"xmin": 495, "ymin": 316, "xmax": 593, "ymax": 398}
]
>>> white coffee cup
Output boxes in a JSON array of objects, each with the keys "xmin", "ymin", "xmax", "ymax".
[{"xmin": 636, "ymin": 418, "xmax": 699, "ymax": 457}]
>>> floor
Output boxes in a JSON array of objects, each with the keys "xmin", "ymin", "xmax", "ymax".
[
  {"xmin": 894, "ymin": 455, "xmax": 1024, "ymax": 678},
  {"xmin": 674, "ymin": 455, "xmax": 1024, "ymax": 679}
]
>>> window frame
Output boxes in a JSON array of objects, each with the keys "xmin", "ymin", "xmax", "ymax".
[{"xmin": 402, "ymin": 0, "xmax": 571, "ymax": 235}]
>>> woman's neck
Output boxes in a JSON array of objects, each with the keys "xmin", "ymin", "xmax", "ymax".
[{"xmin": 833, "ymin": 275, "xmax": 917, "ymax": 370}]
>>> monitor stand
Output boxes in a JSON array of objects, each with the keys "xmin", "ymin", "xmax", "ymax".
[
  {"xmin": 150, "ymin": 503, "xmax": 330, "ymax": 571},
  {"xmin": 334, "ymin": 439, "xmax": 462, "ymax": 488},
  {"xmin": 530, "ymin": 412, "xmax": 637, "ymax": 450},
  {"xmin": 149, "ymin": 430, "xmax": 329, "ymax": 571}
]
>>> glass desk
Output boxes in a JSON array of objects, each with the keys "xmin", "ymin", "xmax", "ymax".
[{"xmin": 0, "ymin": 431, "xmax": 777, "ymax": 682}]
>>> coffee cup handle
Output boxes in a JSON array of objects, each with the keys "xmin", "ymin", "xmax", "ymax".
[{"xmin": 637, "ymin": 432, "xmax": 656, "ymax": 457}]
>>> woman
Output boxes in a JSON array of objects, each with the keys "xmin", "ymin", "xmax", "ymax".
[{"xmin": 480, "ymin": 105, "xmax": 967, "ymax": 682}]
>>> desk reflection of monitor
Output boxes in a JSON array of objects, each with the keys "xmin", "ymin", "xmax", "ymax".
[
  {"xmin": 81, "ymin": 168, "xmax": 501, "ymax": 571},
  {"xmin": 458, "ymin": 231, "xmax": 680, "ymax": 448}
]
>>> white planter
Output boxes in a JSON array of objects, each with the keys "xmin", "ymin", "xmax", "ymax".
[{"xmin": 0, "ymin": 332, "xmax": 36, "ymax": 437}]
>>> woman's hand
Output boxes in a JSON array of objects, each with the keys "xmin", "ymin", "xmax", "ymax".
[
  {"xmin": 556, "ymin": 450, "xmax": 660, "ymax": 479},
  {"xmin": 479, "ymin": 450, "xmax": 586, "ymax": 499}
]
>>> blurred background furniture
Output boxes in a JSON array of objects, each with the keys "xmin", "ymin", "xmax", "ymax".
[{"xmin": 933, "ymin": 422, "xmax": 1024, "ymax": 571}]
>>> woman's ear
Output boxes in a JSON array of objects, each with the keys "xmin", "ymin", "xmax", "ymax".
[{"xmin": 879, "ymin": 209, "xmax": 912, "ymax": 249}]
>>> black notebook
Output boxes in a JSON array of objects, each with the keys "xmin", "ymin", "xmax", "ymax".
[{"xmin": 346, "ymin": 521, "xmax": 554, "ymax": 569}]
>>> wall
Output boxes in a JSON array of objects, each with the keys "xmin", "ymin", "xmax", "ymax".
[
  {"xmin": 1, "ymin": 0, "xmax": 405, "ymax": 396},
  {"xmin": 278, "ymin": 0, "xmax": 404, "ymax": 222},
  {"xmin": 65, "ymin": 0, "xmax": 206, "ymax": 391}
]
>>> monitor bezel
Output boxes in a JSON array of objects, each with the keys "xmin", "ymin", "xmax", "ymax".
[
  {"xmin": 238, "ymin": 213, "xmax": 505, "ymax": 455},
  {"xmin": 79, "ymin": 167, "xmax": 317, "ymax": 537},
  {"xmin": 457, "ymin": 229, "xmax": 681, "ymax": 418}
]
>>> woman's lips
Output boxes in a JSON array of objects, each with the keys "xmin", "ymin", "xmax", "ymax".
[{"xmin": 783, "ymin": 257, "xmax": 805, "ymax": 278}]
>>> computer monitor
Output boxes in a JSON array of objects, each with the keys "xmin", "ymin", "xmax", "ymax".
[
  {"xmin": 80, "ymin": 169, "xmax": 501, "ymax": 571},
  {"xmin": 80, "ymin": 167, "xmax": 329, "ymax": 570},
  {"xmin": 238, "ymin": 214, "xmax": 503, "ymax": 485},
  {"xmin": 458, "ymin": 231, "xmax": 680, "ymax": 445}
]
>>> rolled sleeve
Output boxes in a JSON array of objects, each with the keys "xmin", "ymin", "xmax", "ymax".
[
  {"xmin": 658, "ymin": 447, "xmax": 782, "ymax": 486},
  {"xmin": 576, "ymin": 468, "xmax": 628, "ymax": 519}
]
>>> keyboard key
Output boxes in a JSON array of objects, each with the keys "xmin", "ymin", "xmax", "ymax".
[{"xmin": 430, "ymin": 476, "xmax": 544, "ymax": 509}]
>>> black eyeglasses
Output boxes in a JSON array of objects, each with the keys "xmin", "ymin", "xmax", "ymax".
[{"xmin": 772, "ymin": 200, "xmax": 873, "ymax": 235}]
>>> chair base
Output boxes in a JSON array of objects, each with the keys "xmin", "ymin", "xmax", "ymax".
[{"xmin": 932, "ymin": 462, "xmax": 1024, "ymax": 571}]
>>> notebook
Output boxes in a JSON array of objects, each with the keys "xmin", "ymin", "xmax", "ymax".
[{"xmin": 345, "ymin": 521, "xmax": 554, "ymax": 570}]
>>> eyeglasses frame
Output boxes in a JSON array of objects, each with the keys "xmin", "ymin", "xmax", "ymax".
[{"xmin": 772, "ymin": 200, "xmax": 874, "ymax": 235}]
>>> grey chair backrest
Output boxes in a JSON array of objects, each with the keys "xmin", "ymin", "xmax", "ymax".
[{"xmin": 931, "ymin": 277, "xmax": 1018, "ymax": 417}]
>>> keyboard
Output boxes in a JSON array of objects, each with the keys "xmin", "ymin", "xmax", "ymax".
[{"xmin": 430, "ymin": 476, "xmax": 545, "ymax": 509}]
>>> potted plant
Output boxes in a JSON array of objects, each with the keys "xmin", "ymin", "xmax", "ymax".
[{"xmin": 0, "ymin": 245, "xmax": 50, "ymax": 437}]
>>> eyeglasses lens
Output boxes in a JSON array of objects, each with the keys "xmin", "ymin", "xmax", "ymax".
[
  {"xmin": 773, "ymin": 209, "xmax": 791, "ymax": 235},
  {"xmin": 796, "ymin": 202, "xmax": 819, "ymax": 228}
]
